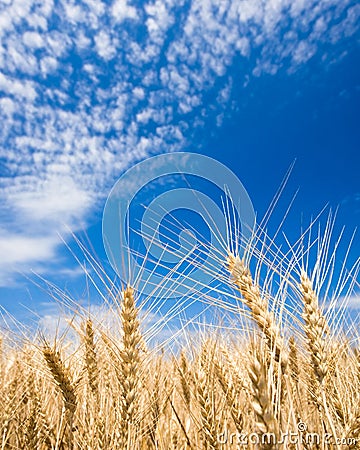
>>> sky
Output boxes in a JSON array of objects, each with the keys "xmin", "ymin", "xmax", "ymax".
[{"xmin": 0, "ymin": 0, "xmax": 359, "ymax": 325}]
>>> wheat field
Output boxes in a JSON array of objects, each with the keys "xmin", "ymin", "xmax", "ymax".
[{"xmin": 0, "ymin": 214, "xmax": 359, "ymax": 450}]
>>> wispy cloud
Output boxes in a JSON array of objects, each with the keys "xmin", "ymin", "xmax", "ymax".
[
  {"xmin": 0, "ymin": 0, "xmax": 358, "ymax": 285},
  {"xmin": 346, "ymin": 294, "xmax": 360, "ymax": 310}
]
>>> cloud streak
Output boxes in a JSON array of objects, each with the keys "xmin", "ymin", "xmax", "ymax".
[{"xmin": 0, "ymin": 0, "xmax": 359, "ymax": 284}]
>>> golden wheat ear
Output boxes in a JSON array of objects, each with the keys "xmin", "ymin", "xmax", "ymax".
[
  {"xmin": 248, "ymin": 340, "xmax": 280, "ymax": 440},
  {"xmin": 82, "ymin": 318, "xmax": 99, "ymax": 399},
  {"xmin": 118, "ymin": 286, "xmax": 144, "ymax": 448},
  {"xmin": 42, "ymin": 344, "xmax": 77, "ymax": 447},
  {"xmin": 227, "ymin": 252, "xmax": 288, "ymax": 369},
  {"xmin": 299, "ymin": 271, "xmax": 329, "ymax": 384},
  {"xmin": 193, "ymin": 342, "xmax": 220, "ymax": 450},
  {"xmin": 299, "ymin": 271, "xmax": 342, "ymax": 447},
  {"xmin": 213, "ymin": 346, "xmax": 245, "ymax": 434}
]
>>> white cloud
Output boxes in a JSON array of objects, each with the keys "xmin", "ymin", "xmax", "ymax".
[
  {"xmin": 0, "ymin": 97, "xmax": 15, "ymax": 115},
  {"xmin": 46, "ymin": 31, "xmax": 71, "ymax": 57},
  {"xmin": 0, "ymin": 175, "xmax": 95, "ymax": 286},
  {"xmin": 238, "ymin": 0, "xmax": 263, "ymax": 23},
  {"xmin": 75, "ymin": 30, "xmax": 92, "ymax": 50},
  {"xmin": 94, "ymin": 31, "xmax": 116, "ymax": 61},
  {"xmin": 82, "ymin": 0, "xmax": 105, "ymax": 17},
  {"xmin": 40, "ymin": 56, "xmax": 58, "ymax": 76},
  {"xmin": 344, "ymin": 295, "xmax": 360, "ymax": 310},
  {"xmin": 0, "ymin": 233, "xmax": 56, "ymax": 266},
  {"xmin": 133, "ymin": 86, "xmax": 145, "ymax": 100},
  {"xmin": 63, "ymin": 3, "xmax": 84, "ymax": 23},
  {"xmin": 292, "ymin": 40, "xmax": 317, "ymax": 65},
  {"xmin": 111, "ymin": 0, "xmax": 138, "ymax": 22},
  {"xmin": 330, "ymin": 4, "xmax": 360, "ymax": 43},
  {"xmin": 145, "ymin": 0, "xmax": 174, "ymax": 43},
  {"xmin": 0, "ymin": 230, "xmax": 59, "ymax": 286},
  {"xmin": 22, "ymin": 31, "xmax": 44, "ymax": 48},
  {"xmin": 0, "ymin": 72, "xmax": 37, "ymax": 100},
  {"xmin": 9, "ymin": 177, "xmax": 92, "ymax": 225}
]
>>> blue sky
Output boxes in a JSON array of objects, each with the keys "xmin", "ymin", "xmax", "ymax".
[{"xmin": 0, "ymin": 0, "xmax": 359, "ymax": 324}]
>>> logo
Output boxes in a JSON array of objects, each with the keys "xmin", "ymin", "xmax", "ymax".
[{"xmin": 102, "ymin": 152, "xmax": 255, "ymax": 299}]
